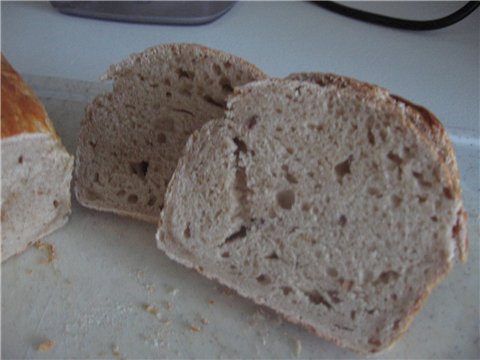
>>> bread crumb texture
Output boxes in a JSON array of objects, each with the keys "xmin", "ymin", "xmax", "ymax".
[
  {"xmin": 37, "ymin": 339, "xmax": 55, "ymax": 352},
  {"xmin": 158, "ymin": 76, "xmax": 467, "ymax": 354}
]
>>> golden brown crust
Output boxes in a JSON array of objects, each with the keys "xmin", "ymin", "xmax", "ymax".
[{"xmin": 1, "ymin": 54, "xmax": 58, "ymax": 140}]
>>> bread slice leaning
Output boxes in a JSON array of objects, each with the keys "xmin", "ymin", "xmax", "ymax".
[
  {"xmin": 74, "ymin": 43, "xmax": 267, "ymax": 223},
  {"xmin": 1, "ymin": 54, "xmax": 74, "ymax": 262},
  {"xmin": 156, "ymin": 78, "xmax": 467, "ymax": 354}
]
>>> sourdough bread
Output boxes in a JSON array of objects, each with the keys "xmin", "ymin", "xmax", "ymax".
[
  {"xmin": 157, "ymin": 78, "xmax": 467, "ymax": 354},
  {"xmin": 74, "ymin": 43, "xmax": 267, "ymax": 222},
  {"xmin": 1, "ymin": 54, "xmax": 73, "ymax": 262}
]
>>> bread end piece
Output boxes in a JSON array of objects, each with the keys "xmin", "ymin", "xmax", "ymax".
[{"xmin": 1, "ymin": 55, "xmax": 73, "ymax": 262}]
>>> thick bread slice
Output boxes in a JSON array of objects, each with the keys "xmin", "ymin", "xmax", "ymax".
[
  {"xmin": 74, "ymin": 43, "xmax": 267, "ymax": 223},
  {"xmin": 287, "ymin": 72, "xmax": 468, "ymax": 262},
  {"xmin": 1, "ymin": 54, "xmax": 73, "ymax": 262},
  {"xmin": 157, "ymin": 79, "xmax": 467, "ymax": 354}
]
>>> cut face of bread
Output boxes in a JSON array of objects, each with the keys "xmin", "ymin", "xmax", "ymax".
[
  {"xmin": 157, "ymin": 79, "xmax": 467, "ymax": 354},
  {"xmin": 287, "ymin": 72, "xmax": 468, "ymax": 262},
  {"xmin": 1, "ymin": 135, "xmax": 73, "ymax": 261},
  {"xmin": 74, "ymin": 43, "xmax": 267, "ymax": 222}
]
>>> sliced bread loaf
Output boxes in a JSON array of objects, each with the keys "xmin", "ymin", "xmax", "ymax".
[
  {"xmin": 156, "ymin": 78, "xmax": 467, "ymax": 354},
  {"xmin": 74, "ymin": 43, "xmax": 267, "ymax": 222}
]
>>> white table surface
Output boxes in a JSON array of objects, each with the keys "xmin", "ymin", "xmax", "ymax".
[{"xmin": 2, "ymin": 1, "xmax": 479, "ymax": 359}]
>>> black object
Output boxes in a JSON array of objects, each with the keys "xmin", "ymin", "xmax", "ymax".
[
  {"xmin": 50, "ymin": 1, "xmax": 235, "ymax": 25},
  {"xmin": 314, "ymin": 1, "xmax": 480, "ymax": 31}
]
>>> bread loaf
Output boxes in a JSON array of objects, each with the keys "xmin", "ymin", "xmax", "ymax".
[
  {"xmin": 74, "ymin": 43, "xmax": 267, "ymax": 222},
  {"xmin": 156, "ymin": 77, "xmax": 467, "ymax": 353},
  {"xmin": 1, "ymin": 54, "xmax": 74, "ymax": 262}
]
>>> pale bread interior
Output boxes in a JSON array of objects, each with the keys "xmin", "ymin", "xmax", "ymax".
[
  {"xmin": 157, "ymin": 79, "xmax": 463, "ymax": 354},
  {"xmin": 1, "ymin": 134, "xmax": 73, "ymax": 261}
]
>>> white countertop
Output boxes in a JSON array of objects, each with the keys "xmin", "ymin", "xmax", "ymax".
[{"xmin": 2, "ymin": 2, "xmax": 479, "ymax": 359}]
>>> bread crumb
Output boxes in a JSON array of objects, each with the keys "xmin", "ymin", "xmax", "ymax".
[
  {"xmin": 208, "ymin": 299, "xmax": 215, "ymax": 305},
  {"xmin": 26, "ymin": 269, "xmax": 33, "ymax": 274},
  {"xmin": 201, "ymin": 317, "xmax": 209, "ymax": 325},
  {"xmin": 143, "ymin": 304, "xmax": 160, "ymax": 317},
  {"xmin": 164, "ymin": 301, "xmax": 173, "ymax": 311},
  {"xmin": 189, "ymin": 324, "xmax": 201, "ymax": 332},
  {"xmin": 37, "ymin": 339, "xmax": 54, "ymax": 352},
  {"xmin": 112, "ymin": 344, "xmax": 121, "ymax": 357},
  {"xmin": 34, "ymin": 241, "xmax": 56, "ymax": 264}
]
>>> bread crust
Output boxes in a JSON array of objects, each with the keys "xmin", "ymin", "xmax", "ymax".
[
  {"xmin": 102, "ymin": 43, "xmax": 267, "ymax": 83},
  {"xmin": 1, "ymin": 54, "xmax": 59, "ymax": 140}
]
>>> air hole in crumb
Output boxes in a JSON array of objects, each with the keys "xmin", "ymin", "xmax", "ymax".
[
  {"xmin": 53, "ymin": 200, "xmax": 59, "ymax": 208},
  {"xmin": 184, "ymin": 223, "xmax": 191, "ymax": 239},
  {"xmin": 391, "ymin": 293, "xmax": 398, "ymax": 301},
  {"xmin": 276, "ymin": 126, "xmax": 283, "ymax": 132},
  {"xmin": 286, "ymin": 147, "xmax": 294, "ymax": 154},
  {"xmin": 116, "ymin": 190, "xmax": 126, "ymax": 197},
  {"xmin": 212, "ymin": 63, "xmax": 222, "ymax": 76},
  {"xmin": 219, "ymin": 77, "xmax": 233, "ymax": 93},
  {"xmin": 147, "ymin": 196, "xmax": 156, "ymax": 206},
  {"xmin": 350, "ymin": 311, "xmax": 356, "ymax": 320},
  {"xmin": 94, "ymin": 173, "xmax": 100, "ymax": 183},
  {"xmin": 166, "ymin": 91, "xmax": 172, "ymax": 98},
  {"xmin": 367, "ymin": 187, "xmax": 383, "ymax": 198},
  {"xmin": 338, "ymin": 215, "xmax": 347, "ymax": 227},
  {"xmin": 265, "ymin": 251, "xmax": 279, "ymax": 260},
  {"xmin": 233, "ymin": 137, "xmax": 248, "ymax": 154},
  {"xmin": 256, "ymin": 274, "xmax": 271, "ymax": 285},
  {"xmin": 221, "ymin": 251, "xmax": 230, "ymax": 258},
  {"xmin": 387, "ymin": 152, "xmax": 403, "ymax": 166},
  {"xmin": 224, "ymin": 226, "xmax": 247, "ymax": 243},
  {"xmin": 285, "ymin": 172, "xmax": 298, "ymax": 184},
  {"xmin": 130, "ymin": 161, "xmax": 149, "ymax": 179},
  {"xmin": 277, "ymin": 189, "xmax": 295, "ymax": 210},
  {"xmin": 327, "ymin": 290, "xmax": 341, "ymax": 304},
  {"xmin": 373, "ymin": 271, "xmax": 400, "ymax": 285},
  {"xmin": 368, "ymin": 337, "xmax": 382, "ymax": 347},
  {"xmin": 127, "ymin": 194, "xmax": 138, "ymax": 203},
  {"xmin": 301, "ymin": 203, "xmax": 311, "ymax": 212},
  {"xmin": 412, "ymin": 171, "xmax": 432, "ymax": 187},
  {"xmin": 203, "ymin": 95, "xmax": 224, "ymax": 108},
  {"xmin": 176, "ymin": 68, "xmax": 194, "ymax": 79},
  {"xmin": 327, "ymin": 267, "xmax": 338, "ymax": 278},
  {"xmin": 304, "ymin": 290, "xmax": 332, "ymax": 309},
  {"xmin": 157, "ymin": 133, "xmax": 167, "ymax": 144},
  {"xmin": 367, "ymin": 128, "xmax": 376, "ymax": 146},
  {"xmin": 417, "ymin": 195, "xmax": 428, "ymax": 203},
  {"xmin": 246, "ymin": 115, "xmax": 258, "ymax": 129},
  {"xmin": 443, "ymin": 187, "xmax": 454, "ymax": 200},
  {"xmin": 334, "ymin": 155, "xmax": 353, "ymax": 184},
  {"xmin": 431, "ymin": 216, "xmax": 438, "ymax": 222},
  {"xmin": 18, "ymin": 156, "xmax": 23, "ymax": 164},
  {"xmin": 338, "ymin": 278, "xmax": 354, "ymax": 291},
  {"xmin": 391, "ymin": 194, "xmax": 402, "ymax": 207},
  {"xmin": 281, "ymin": 286, "xmax": 293, "ymax": 296}
]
